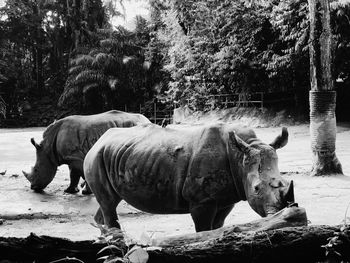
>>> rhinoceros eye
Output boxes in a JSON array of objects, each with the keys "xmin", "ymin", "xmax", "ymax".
[{"xmin": 254, "ymin": 184, "xmax": 260, "ymax": 192}]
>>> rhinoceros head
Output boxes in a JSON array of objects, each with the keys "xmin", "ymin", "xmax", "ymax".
[
  {"xmin": 22, "ymin": 138, "xmax": 57, "ymax": 192},
  {"xmin": 231, "ymin": 127, "xmax": 294, "ymax": 217}
]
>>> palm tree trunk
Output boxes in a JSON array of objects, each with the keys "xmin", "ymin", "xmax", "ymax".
[{"xmin": 308, "ymin": 0, "xmax": 342, "ymax": 176}]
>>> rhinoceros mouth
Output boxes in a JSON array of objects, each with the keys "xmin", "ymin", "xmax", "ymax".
[
  {"xmin": 264, "ymin": 206, "xmax": 280, "ymax": 217},
  {"xmin": 30, "ymin": 185, "xmax": 44, "ymax": 193}
]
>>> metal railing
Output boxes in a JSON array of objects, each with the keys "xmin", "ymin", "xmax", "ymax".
[
  {"xmin": 181, "ymin": 92, "xmax": 265, "ymax": 110},
  {"xmin": 118, "ymin": 103, "xmax": 173, "ymax": 124},
  {"xmin": 120, "ymin": 91, "xmax": 299, "ymax": 124}
]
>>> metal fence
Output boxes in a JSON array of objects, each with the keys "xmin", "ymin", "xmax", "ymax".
[
  {"xmin": 117, "ymin": 103, "xmax": 173, "ymax": 124},
  {"xmin": 114, "ymin": 90, "xmax": 303, "ymax": 124}
]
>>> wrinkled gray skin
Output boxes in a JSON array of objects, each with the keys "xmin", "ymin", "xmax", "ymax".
[
  {"xmin": 84, "ymin": 123, "xmax": 294, "ymax": 232},
  {"xmin": 23, "ymin": 110, "xmax": 150, "ymax": 194}
]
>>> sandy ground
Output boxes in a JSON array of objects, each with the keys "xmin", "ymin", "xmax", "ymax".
[{"xmin": 0, "ymin": 123, "xmax": 350, "ymax": 241}]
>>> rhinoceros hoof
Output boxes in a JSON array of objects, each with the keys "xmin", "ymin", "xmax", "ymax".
[
  {"xmin": 64, "ymin": 187, "xmax": 79, "ymax": 194},
  {"xmin": 82, "ymin": 188, "xmax": 92, "ymax": 195}
]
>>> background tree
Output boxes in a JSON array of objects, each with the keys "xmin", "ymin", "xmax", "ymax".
[
  {"xmin": 0, "ymin": 0, "xmax": 107, "ymax": 122},
  {"xmin": 307, "ymin": 0, "xmax": 343, "ymax": 175},
  {"xmin": 150, "ymin": 0, "xmax": 277, "ymax": 110},
  {"xmin": 59, "ymin": 16, "xmax": 155, "ymax": 113},
  {"xmin": 1, "ymin": 0, "xmax": 350, "ymax": 126}
]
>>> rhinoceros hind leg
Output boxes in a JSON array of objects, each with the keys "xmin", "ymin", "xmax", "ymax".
[
  {"xmin": 64, "ymin": 167, "xmax": 82, "ymax": 194},
  {"xmin": 190, "ymin": 199, "xmax": 217, "ymax": 232},
  {"xmin": 99, "ymin": 197, "xmax": 121, "ymax": 228},
  {"xmin": 64, "ymin": 186, "xmax": 79, "ymax": 194},
  {"xmin": 212, "ymin": 205, "xmax": 234, "ymax": 230},
  {"xmin": 90, "ymin": 177, "xmax": 122, "ymax": 228}
]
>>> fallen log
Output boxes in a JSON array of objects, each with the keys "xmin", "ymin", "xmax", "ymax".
[
  {"xmin": 148, "ymin": 225, "xmax": 350, "ymax": 263},
  {"xmin": 0, "ymin": 207, "xmax": 349, "ymax": 263},
  {"xmin": 0, "ymin": 233, "xmax": 124, "ymax": 263},
  {"xmin": 148, "ymin": 207, "xmax": 350, "ymax": 263},
  {"xmin": 153, "ymin": 206, "xmax": 308, "ymax": 247}
]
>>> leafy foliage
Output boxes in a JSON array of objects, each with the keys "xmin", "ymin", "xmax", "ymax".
[
  {"xmin": 149, "ymin": 1, "xmax": 284, "ymax": 109},
  {"xmin": 148, "ymin": 0, "xmax": 350, "ymax": 111},
  {"xmin": 60, "ymin": 17, "xmax": 155, "ymax": 113},
  {"xmin": 0, "ymin": 95, "xmax": 6, "ymax": 119},
  {"xmin": 1, "ymin": 0, "xmax": 350, "ymax": 122},
  {"xmin": 333, "ymin": 1, "xmax": 350, "ymax": 83},
  {"xmin": 0, "ymin": 0, "xmax": 108, "ymax": 120},
  {"xmin": 266, "ymin": 0, "xmax": 310, "ymax": 91}
]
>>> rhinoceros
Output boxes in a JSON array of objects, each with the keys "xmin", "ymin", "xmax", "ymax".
[
  {"xmin": 23, "ymin": 110, "xmax": 150, "ymax": 194},
  {"xmin": 84, "ymin": 123, "xmax": 294, "ymax": 232}
]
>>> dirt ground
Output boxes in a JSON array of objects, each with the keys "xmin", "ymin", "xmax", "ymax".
[{"xmin": 0, "ymin": 123, "xmax": 350, "ymax": 242}]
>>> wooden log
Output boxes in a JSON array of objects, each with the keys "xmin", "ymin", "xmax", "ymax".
[
  {"xmin": 148, "ymin": 225, "xmax": 350, "ymax": 263},
  {"xmin": 153, "ymin": 206, "xmax": 308, "ymax": 247},
  {"xmin": 147, "ymin": 207, "xmax": 349, "ymax": 263},
  {"xmin": 0, "ymin": 233, "xmax": 125, "ymax": 263},
  {"xmin": 0, "ymin": 207, "xmax": 349, "ymax": 263},
  {"xmin": 1, "ymin": 226, "xmax": 348, "ymax": 263}
]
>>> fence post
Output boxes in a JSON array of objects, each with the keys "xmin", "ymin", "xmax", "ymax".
[
  {"xmin": 124, "ymin": 104, "xmax": 127, "ymax": 112},
  {"xmin": 261, "ymin": 92, "xmax": 264, "ymax": 110},
  {"xmin": 139, "ymin": 104, "xmax": 141, "ymax": 114}
]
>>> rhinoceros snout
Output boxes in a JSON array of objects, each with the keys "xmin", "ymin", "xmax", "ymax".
[{"xmin": 30, "ymin": 184, "xmax": 44, "ymax": 193}]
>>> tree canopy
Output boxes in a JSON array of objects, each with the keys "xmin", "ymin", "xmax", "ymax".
[{"xmin": 0, "ymin": 0, "xmax": 350, "ymax": 124}]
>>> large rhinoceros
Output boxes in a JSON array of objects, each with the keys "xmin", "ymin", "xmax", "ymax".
[
  {"xmin": 23, "ymin": 110, "xmax": 150, "ymax": 194},
  {"xmin": 84, "ymin": 123, "xmax": 294, "ymax": 232}
]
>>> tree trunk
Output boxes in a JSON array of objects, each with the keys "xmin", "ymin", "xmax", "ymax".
[
  {"xmin": 307, "ymin": 0, "xmax": 343, "ymax": 176},
  {"xmin": 36, "ymin": 46, "xmax": 44, "ymax": 92},
  {"xmin": 32, "ymin": 1, "xmax": 44, "ymax": 92}
]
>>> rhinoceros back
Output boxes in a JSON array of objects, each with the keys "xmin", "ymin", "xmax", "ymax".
[{"xmin": 50, "ymin": 110, "xmax": 150, "ymax": 164}]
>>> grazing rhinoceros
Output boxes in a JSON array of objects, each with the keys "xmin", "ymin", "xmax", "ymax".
[
  {"xmin": 84, "ymin": 123, "xmax": 294, "ymax": 232},
  {"xmin": 23, "ymin": 110, "xmax": 150, "ymax": 194}
]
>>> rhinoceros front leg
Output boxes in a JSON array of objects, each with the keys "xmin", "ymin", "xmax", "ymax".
[
  {"xmin": 94, "ymin": 207, "xmax": 104, "ymax": 225},
  {"xmin": 64, "ymin": 167, "xmax": 81, "ymax": 194},
  {"xmin": 190, "ymin": 199, "xmax": 217, "ymax": 232},
  {"xmin": 212, "ymin": 205, "xmax": 234, "ymax": 230}
]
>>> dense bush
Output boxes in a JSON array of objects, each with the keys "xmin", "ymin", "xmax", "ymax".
[{"xmin": 148, "ymin": 0, "xmax": 350, "ymax": 111}]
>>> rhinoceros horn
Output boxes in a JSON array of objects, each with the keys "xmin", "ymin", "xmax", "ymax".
[
  {"xmin": 282, "ymin": 180, "xmax": 295, "ymax": 204},
  {"xmin": 229, "ymin": 132, "xmax": 253, "ymax": 154},
  {"xmin": 22, "ymin": 170, "xmax": 32, "ymax": 181},
  {"xmin": 30, "ymin": 138, "xmax": 41, "ymax": 150}
]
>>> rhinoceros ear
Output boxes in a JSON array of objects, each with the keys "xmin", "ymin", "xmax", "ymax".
[
  {"xmin": 270, "ymin": 127, "xmax": 288, "ymax": 150},
  {"xmin": 229, "ymin": 131, "xmax": 252, "ymax": 154},
  {"xmin": 30, "ymin": 138, "xmax": 41, "ymax": 150}
]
